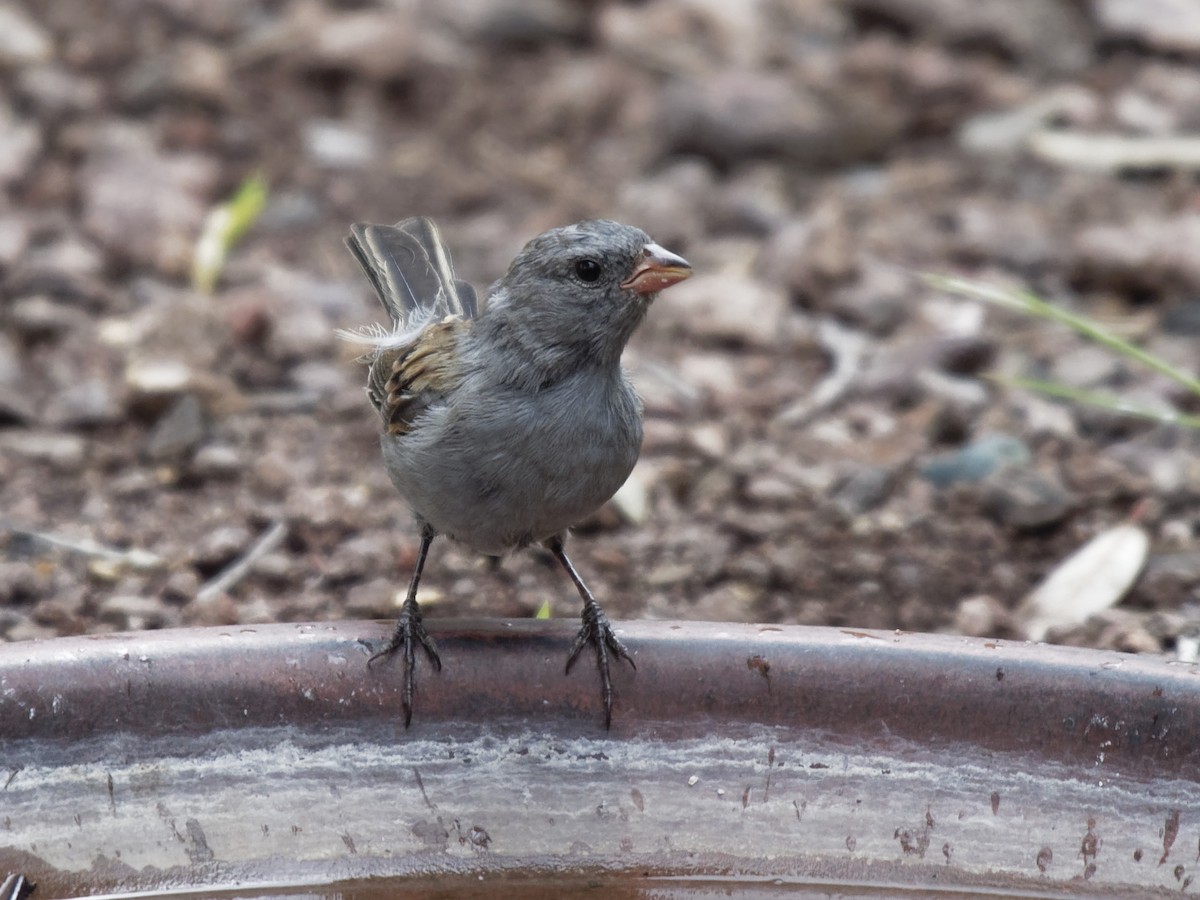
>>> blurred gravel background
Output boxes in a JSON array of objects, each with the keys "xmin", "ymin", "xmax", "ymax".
[{"xmin": 1, "ymin": 0, "xmax": 1198, "ymax": 655}]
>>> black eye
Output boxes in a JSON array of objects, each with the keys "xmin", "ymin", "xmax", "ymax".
[{"xmin": 575, "ymin": 258, "xmax": 602, "ymax": 283}]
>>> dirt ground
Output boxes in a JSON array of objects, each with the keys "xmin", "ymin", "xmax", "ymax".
[{"xmin": 1, "ymin": 0, "xmax": 1198, "ymax": 657}]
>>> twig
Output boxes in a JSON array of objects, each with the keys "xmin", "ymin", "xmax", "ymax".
[
  {"xmin": 775, "ymin": 319, "xmax": 868, "ymax": 427},
  {"xmin": 196, "ymin": 521, "xmax": 288, "ymax": 603},
  {"xmin": 0, "ymin": 521, "xmax": 165, "ymax": 572}
]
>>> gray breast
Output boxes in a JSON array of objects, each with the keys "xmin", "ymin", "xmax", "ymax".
[{"xmin": 382, "ymin": 368, "xmax": 643, "ymax": 554}]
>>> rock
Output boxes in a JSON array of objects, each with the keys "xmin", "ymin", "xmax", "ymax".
[
  {"xmin": 8, "ymin": 295, "xmax": 91, "ymax": 339},
  {"xmin": 981, "ymin": 467, "xmax": 1076, "ymax": 530},
  {"xmin": 0, "ymin": 2, "xmax": 52, "ymax": 67},
  {"xmin": 0, "ymin": 384, "xmax": 36, "ymax": 426},
  {"xmin": 191, "ymin": 444, "xmax": 243, "ymax": 480},
  {"xmin": 269, "ymin": 304, "xmax": 333, "ymax": 361},
  {"xmin": 45, "ymin": 377, "xmax": 124, "ymax": 428},
  {"xmin": 290, "ymin": 361, "xmax": 348, "ymax": 399},
  {"xmin": 848, "ymin": 0, "xmax": 1090, "ymax": 74},
  {"xmin": 954, "ymin": 594, "xmax": 1008, "ymax": 638},
  {"xmin": 1072, "ymin": 213, "xmax": 1200, "ymax": 293},
  {"xmin": 0, "ymin": 214, "xmax": 31, "ymax": 269},
  {"xmin": 98, "ymin": 594, "xmax": 168, "ymax": 630},
  {"xmin": 258, "ymin": 190, "xmax": 324, "ymax": 233},
  {"xmin": 467, "ymin": 0, "xmax": 590, "ymax": 47},
  {"xmin": 190, "ymin": 524, "xmax": 254, "ymax": 572},
  {"xmin": 1050, "ymin": 344, "xmax": 1122, "ymax": 388},
  {"xmin": 6, "ymin": 234, "xmax": 107, "ymax": 303},
  {"xmin": 295, "ymin": 4, "xmax": 418, "ymax": 80},
  {"xmin": 80, "ymin": 125, "xmax": 218, "ymax": 275},
  {"xmin": 0, "ymin": 331, "xmax": 20, "ymax": 385},
  {"xmin": 302, "ymin": 120, "xmax": 376, "ymax": 169},
  {"xmin": 676, "ymin": 351, "xmax": 746, "ymax": 407},
  {"xmin": 933, "ymin": 335, "xmax": 998, "ymax": 376},
  {"xmin": 171, "ymin": 40, "xmax": 233, "ymax": 106},
  {"xmin": 616, "ymin": 160, "xmax": 716, "ymax": 252},
  {"xmin": 1162, "ymin": 301, "xmax": 1200, "ymax": 336},
  {"xmin": 146, "ymin": 395, "xmax": 208, "ymax": 460},
  {"xmin": 920, "ymin": 434, "xmax": 1031, "ymax": 489},
  {"xmin": 0, "ymin": 430, "xmax": 86, "ymax": 468},
  {"xmin": 125, "ymin": 358, "xmax": 195, "ymax": 409},
  {"xmin": 15, "ymin": 65, "xmax": 102, "ymax": 118},
  {"xmin": 344, "ymin": 577, "xmax": 400, "ymax": 618},
  {"xmin": 1093, "ymin": 0, "xmax": 1200, "ymax": 55},
  {"xmin": 830, "ymin": 465, "xmax": 896, "ymax": 516},
  {"xmin": 659, "ymin": 273, "xmax": 789, "ymax": 348},
  {"xmin": 0, "ymin": 108, "xmax": 41, "ymax": 189},
  {"xmin": 659, "ymin": 71, "xmax": 834, "ymax": 167},
  {"xmin": 324, "ymin": 533, "xmax": 394, "ymax": 582},
  {"xmin": 707, "ymin": 164, "xmax": 791, "ymax": 237},
  {"xmin": 822, "ymin": 262, "xmax": 908, "ymax": 336}
]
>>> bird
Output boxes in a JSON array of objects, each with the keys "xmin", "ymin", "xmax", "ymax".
[{"xmin": 341, "ymin": 216, "xmax": 692, "ymax": 727}]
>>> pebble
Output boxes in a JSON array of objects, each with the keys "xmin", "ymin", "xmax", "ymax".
[
  {"xmin": 125, "ymin": 358, "xmax": 195, "ymax": 407},
  {"xmin": 303, "ymin": 120, "xmax": 376, "ymax": 170},
  {"xmin": 954, "ymin": 594, "xmax": 1006, "ymax": 638},
  {"xmin": 659, "ymin": 70, "xmax": 833, "ymax": 166},
  {"xmin": 0, "ymin": 3, "xmax": 52, "ymax": 67},
  {"xmin": 1072, "ymin": 213, "xmax": 1200, "ymax": 294},
  {"xmin": 191, "ymin": 443, "xmax": 243, "ymax": 480},
  {"xmin": 920, "ymin": 434, "xmax": 1031, "ymax": 489},
  {"xmin": 0, "ymin": 430, "xmax": 86, "ymax": 468},
  {"xmin": 46, "ymin": 377, "xmax": 124, "ymax": 429},
  {"xmin": 981, "ymin": 467, "xmax": 1076, "ymax": 530},
  {"xmin": 830, "ymin": 465, "xmax": 895, "ymax": 517},
  {"xmin": 99, "ymin": 594, "xmax": 168, "ymax": 630},
  {"xmin": 298, "ymin": 6, "xmax": 418, "ymax": 80},
  {"xmin": 344, "ymin": 577, "xmax": 399, "ymax": 618},
  {"xmin": 190, "ymin": 524, "xmax": 254, "ymax": 571},
  {"xmin": 660, "ymin": 273, "xmax": 789, "ymax": 348},
  {"xmin": 1162, "ymin": 301, "xmax": 1200, "ymax": 336},
  {"xmin": 616, "ymin": 160, "xmax": 716, "ymax": 252},
  {"xmin": 0, "ymin": 109, "xmax": 41, "ymax": 189},
  {"xmin": 146, "ymin": 394, "xmax": 208, "ymax": 460},
  {"xmin": 15, "ymin": 65, "xmax": 102, "ymax": 118},
  {"xmin": 933, "ymin": 335, "xmax": 998, "ymax": 377},
  {"xmin": 1093, "ymin": 0, "xmax": 1200, "ymax": 55},
  {"xmin": 0, "ymin": 214, "xmax": 31, "ymax": 268},
  {"xmin": 9, "ymin": 295, "xmax": 90, "ymax": 340},
  {"xmin": 850, "ymin": 0, "xmax": 1090, "ymax": 74}
]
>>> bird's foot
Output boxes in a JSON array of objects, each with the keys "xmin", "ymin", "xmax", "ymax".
[
  {"xmin": 369, "ymin": 600, "xmax": 441, "ymax": 727},
  {"xmin": 565, "ymin": 602, "xmax": 636, "ymax": 728}
]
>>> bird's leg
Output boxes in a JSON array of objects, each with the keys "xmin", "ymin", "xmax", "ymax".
[
  {"xmin": 547, "ymin": 535, "xmax": 635, "ymax": 728},
  {"xmin": 369, "ymin": 523, "xmax": 441, "ymax": 726}
]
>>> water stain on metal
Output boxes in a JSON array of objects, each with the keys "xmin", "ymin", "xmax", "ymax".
[{"xmin": 4, "ymin": 620, "xmax": 1200, "ymax": 898}]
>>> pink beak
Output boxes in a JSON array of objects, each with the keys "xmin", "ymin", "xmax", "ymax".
[{"xmin": 620, "ymin": 242, "xmax": 692, "ymax": 295}]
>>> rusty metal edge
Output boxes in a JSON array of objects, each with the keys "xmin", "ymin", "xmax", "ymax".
[
  {"xmin": 0, "ymin": 619, "xmax": 1195, "ymax": 776},
  {"xmin": 3, "ymin": 620, "xmax": 1199, "ymax": 899}
]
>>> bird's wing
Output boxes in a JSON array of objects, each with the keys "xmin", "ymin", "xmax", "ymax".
[
  {"xmin": 346, "ymin": 217, "xmax": 477, "ymax": 325},
  {"xmin": 367, "ymin": 315, "xmax": 470, "ymax": 435}
]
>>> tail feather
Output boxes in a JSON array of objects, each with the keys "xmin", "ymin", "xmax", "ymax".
[{"xmin": 345, "ymin": 217, "xmax": 477, "ymax": 326}]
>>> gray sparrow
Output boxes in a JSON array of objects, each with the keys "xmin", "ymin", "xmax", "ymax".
[{"xmin": 342, "ymin": 217, "xmax": 692, "ymax": 726}]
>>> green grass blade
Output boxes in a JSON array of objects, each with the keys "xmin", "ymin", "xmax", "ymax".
[
  {"xmin": 928, "ymin": 274, "xmax": 1200, "ymax": 397},
  {"xmin": 989, "ymin": 374, "xmax": 1200, "ymax": 428}
]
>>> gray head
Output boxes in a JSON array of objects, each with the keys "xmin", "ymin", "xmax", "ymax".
[{"xmin": 483, "ymin": 219, "xmax": 691, "ymax": 369}]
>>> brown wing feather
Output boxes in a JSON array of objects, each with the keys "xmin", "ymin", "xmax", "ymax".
[{"xmin": 367, "ymin": 317, "xmax": 468, "ymax": 435}]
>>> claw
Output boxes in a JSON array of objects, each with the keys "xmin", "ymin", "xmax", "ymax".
[
  {"xmin": 370, "ymin": 525, "xmax": 440, "ymax": 727},
  {"xmin": 566, "ymin": 601, "xmax": 635, "ymax": 728},
  {"xmin": 371, "ymin": 599, "xmax": 441, "ymax": 727},
  {"xmin": 548, "ymin": 536, "xmax": 635, "ymax": 728}
]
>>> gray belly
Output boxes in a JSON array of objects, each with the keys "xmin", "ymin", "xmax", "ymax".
[{"xmin": 381, "ymin": 373, "xmax": 642, "ymax": 554}]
